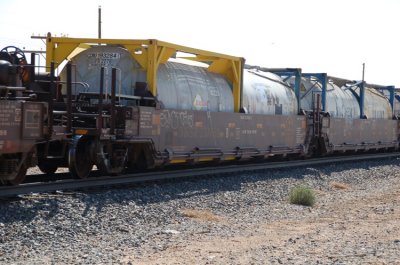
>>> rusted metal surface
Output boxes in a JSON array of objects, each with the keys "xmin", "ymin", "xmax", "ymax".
[
  {"xmin": 0, "ymin": 101, "xmax": 44, "ymax": 154},
  {"xmin": 0, "ymin": 100, "xmax": 45, "ymax": 182},
  {"xmin": 126, "ymin": 107, "xmax": 308, "ymax": 160},
  {"xmin": 322, "ymin": 117, "xmax": 398, "ymax": 151}
]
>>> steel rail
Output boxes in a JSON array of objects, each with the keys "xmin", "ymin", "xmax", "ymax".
[{"xmin": 1, "ymin": 152, "xmax": 399, "ymax": 198}]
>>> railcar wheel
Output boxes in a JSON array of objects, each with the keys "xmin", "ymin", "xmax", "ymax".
[
  {"xmin": 97, "ymin": 142, "xmax": 127, "ymax": 175},
  {"xmin": 68, "ymin": 136, "xmax": 94, "ymax": 179}
]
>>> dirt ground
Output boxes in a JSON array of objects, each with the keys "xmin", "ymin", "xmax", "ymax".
[{"xmin": 131, "ymin": 176, "xmax": 400, "ymax": 264}]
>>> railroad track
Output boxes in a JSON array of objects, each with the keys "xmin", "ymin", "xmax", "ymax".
[{"xmin": 1, "ymin": 152, "xmax": 399, "ymax": 198}]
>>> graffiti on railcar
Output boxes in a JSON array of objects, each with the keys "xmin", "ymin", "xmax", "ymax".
[{"xmin": 160, "ymin": 110, "xmax": 194, "ymax": 129}]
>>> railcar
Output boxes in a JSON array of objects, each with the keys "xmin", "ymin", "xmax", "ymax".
[
  {"xmin": 285, "ymin": 75, "xmax": 398, "ymax": 154},
  {"xmin": 38, "ymin": 34, "xmax": 310, "ymax": 179},
  {"xmin": 0, "ymin": 46, "xmax": 50, "ymax": 184}
]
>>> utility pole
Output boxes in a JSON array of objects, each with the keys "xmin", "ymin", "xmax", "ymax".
[
  {"xmin": 362, "ymin": 62, "xmax": 365, "ymax": 82},
  {"xmin": 98, "ymin": 5, "xmax": 102, "ymax": 39},
  {"xmin": 360, "ymin": 62, "xmax": 366, "ymax": 119}
]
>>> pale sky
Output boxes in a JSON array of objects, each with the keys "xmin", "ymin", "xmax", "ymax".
[{"xmin": 0, "ymin": 0, "xmax": 398, "ymax": 86}]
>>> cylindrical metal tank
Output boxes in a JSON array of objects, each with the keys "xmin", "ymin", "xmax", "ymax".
[
  {"xmin": 60, "ymin": 46, "xmax": 234, "ymax": 112},
  {"xmin": 288, "ymin": 77, "xmax": 393, "ymax": 119},
  {"xmin": 359, "ymin": 86, "xmax": 392, "ymax": 119},
  {"xmin": 61, "ymin": 46, "xmax": 146, "ymax": 97},
  {"xmin": 378, "ymin": 89, "xmax": 398, "ymax": 118},
  {"xmin": 288, "ymin": 77, "xmax": 360, "ymax": 119},
  {"xmin": 156, "ymin": 60, "xmax": 234, "ymax": 112},
  {"xmin": 242, "ymin": 70, "xmax": 298, "ymax": 115},
  {"xmin": 393, "ymin": 94, "xmax": 400, "ymax": 117}
]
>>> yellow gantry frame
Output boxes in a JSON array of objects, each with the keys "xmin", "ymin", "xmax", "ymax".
[{"xmin": 45, "ymin": 33, "xmax": 244, "ymax": 112}]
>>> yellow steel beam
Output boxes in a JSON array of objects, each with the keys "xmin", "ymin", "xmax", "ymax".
[
  {"xmin": 157, "ymin": 47, "xmax": 176, "ymax": 65},
  {"xmin": 170, "ymin": 159, "xmax": 187, "ymax": 164},
  {"xmin": 147, "ymin": 40, "xmax": 158, "ymax": 97},
  {"xmin": 46, "ymin": 34, "xmax": 151, "ymax": 68},
  {"xmin": 45, "ymin": 34, "xmax": 244, "ymax": 112},
  {"xmin": 156, "ymin": 40, "xmax": 240, "ymax": 61},
  {"xmin": 179, "ymin": 56, "xmax": 220, "ymax": 62},
  {"xmin": 231, "ymin": 60, "xmax": 239, "ymax": 83},
  {"xmin": 124, "ymin": 44, "xmax": 149, "ymax": 69},
  {"xmin": 232, "ymin": 59, "xmax": 243, "ymax": 112},
  {"xmin": 157, "ymin": 46, "xmax": 166, "ymax": 66}
]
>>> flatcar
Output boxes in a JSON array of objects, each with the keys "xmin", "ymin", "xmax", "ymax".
[{"xmin": 40, "ymin": 34, "xmax": 310, "ymax": 179}]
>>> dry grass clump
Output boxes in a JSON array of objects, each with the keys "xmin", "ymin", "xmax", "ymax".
[
  {"xmin": 330, "ymin": 181, "xmax": 350, "ymax": 190},
  {"xmin": 289, "ymin": 185, "xmax": 316, "ymax": 207},
  {"xmin": 181, "ymin": 209, "xmax": 222, "ymax": 222}
]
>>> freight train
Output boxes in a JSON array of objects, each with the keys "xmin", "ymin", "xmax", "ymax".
[{"xmin": 0, "ymin": 33, "xmax": 398, "ymax": 185}]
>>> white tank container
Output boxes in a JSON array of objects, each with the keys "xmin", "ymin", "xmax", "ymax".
[
  {"xmin": 394, "ymin": 94, "xmax": 400, "ymax": 117},
  {"xmin": 63, "ymin": 46, "xmax": 146, "ymax": 95},
  {"xmin": 288, "ymin": 77, "xmax": 360, "ymax": 119},
  {"xmin": 156, "ymin": 61, "xmax": 234, "ymax": 112},
  {"xmin": 242, "ymin": 70, "xmax": 298, "ymax": 115},
  {"xmin": 360, "ymin": 86, "xmax": 392, "ymax": 119}
]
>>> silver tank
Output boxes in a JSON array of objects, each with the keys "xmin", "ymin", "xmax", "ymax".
[
  {"xmin": 355, "ymin": 86, "xmax": 392, "ymax": 119},
  {"xmin": 288, "ymin": 77, "xmax": 360, "ymax": 119},
  {"xmin": 156, "ymin": 59, "xmax": 233, "ymax": 112},
  {"xmin": 60, "ymin": 46, "xmax": 234, "ymax": 112},
  {"xmin": 394, "ymin": 94, "xmax": 400, "ymax": 117},
  {"xmin": 242, "ymin": 70, "xmax": 298, "ymax": 115},
  {"xmin": 380, "ymin": 89, "xmax": 398, "ymax": 117},
  {"xmin": 61, "ymin": 46, "xmax": 146, "ymax": 96}
]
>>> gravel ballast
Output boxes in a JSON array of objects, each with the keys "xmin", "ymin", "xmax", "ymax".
[{"xmin": 1, "ymin": 158, "xmax": 400, "ymax": 264}]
